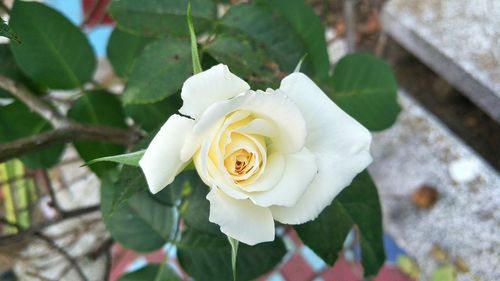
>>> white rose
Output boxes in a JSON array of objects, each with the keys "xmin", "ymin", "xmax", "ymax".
[{"xmin": 139, "ymin": 64, "xmax": 372, "ymax": 245}]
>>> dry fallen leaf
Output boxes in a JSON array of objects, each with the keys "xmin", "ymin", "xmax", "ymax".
[{"xmin": 412, "ymin": 185, "xmax": 439, "ymax": 209}]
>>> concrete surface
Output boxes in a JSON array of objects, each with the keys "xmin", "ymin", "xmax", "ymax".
[
  {"xmin": 382, "ymin": 0, "xmax": 500, "ymax": 123},
  {"xmin": 369, "ymin": 91, "xmax": 500, "ymax": 281}
]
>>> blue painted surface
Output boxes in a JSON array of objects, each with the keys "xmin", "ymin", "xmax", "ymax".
[
  {"xmin": 44, "ymin": 0, "xmax": 82, "ymax": 25},
  {"xmin": 87, "ymin": 25, "xmax": 113, "ymax": 57},
  {"xmin": 383, "ymin": 233, "xmax": 407, "ymax": 264}
]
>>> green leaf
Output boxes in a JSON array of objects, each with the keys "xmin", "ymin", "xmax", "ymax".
[
  {"xmin": 0, "ymin": 18, "xmax": 20, "ymax": 43},
  {"xmin": 182, "ymin": 174, "xmax": 219, "ymax": 234},
  {"xmin": 118, "ymin": 264, "xmax": 180, "ymax": 281},
  {"xmin": 177, "ymin": 229, "xmax": 286, "ymax": 281},
  {"xmin": 187, "ymin": 1, "xmax": 202, "ymax": 74},
  {"xmin": 220, "ymin": 0, "xmax": 329, "ymax": 78},
  {"xmin": 0, "ymin": 45, "xmax": 45, "ymax": 98},
  {"xmin": 85, "ymin": 150, "xmax": 145, "ymax": 167},
  {"xmin": 295, "ymin": 171, "xmax": 385, "ymax": 276},
  {"xmin": 101, "ymin": 179, "xmax": 176, "ymax": 252},
  {"xmin": 294, "ymin": 200, "xmax": 352, "ymax": 265},
  {"xmin": 9, "ymin": 2, "xmax": 96, "ymax": 89},
  {"xmin": 107, "ymin": 28, "xmax": 154, "ymax": 80},
  {"xmin": 205, "ymin": 33, "xmax": 277, "ymax": 89},
  {"xmin": 257, "ymin": 0, "xmax": 329, "ymax": 80},
  {"xmin": 124, "ymin": 94, "xmax": 182, "ymax": 133},
  {"xmin": 105, "ymin": 165, "xmax": 146, "ymax": 216},
  {"xmin": 68, "ymin": 90, "xmax": 127, "ymax": 176},
  {"xmin": 108, "ymin": 0, "xmax": 216, "ymax": 37},
  {"xmin": 0, "ymin": 100, "xmax": 64, "ymax": 168},
  {"xmin": 123, "ymin": 38, "xmax": 192, "ymax": 104},
  {"xmin": 220, "ymin": 3, "xmax": 302, "ymax": 74},
  {"xmin": 327, "ymin": 53, "xmax": 400, "ymax": 131},
  {"xmin": 152, "ymin": 170, "xmax": 192, "ymax": 207}
]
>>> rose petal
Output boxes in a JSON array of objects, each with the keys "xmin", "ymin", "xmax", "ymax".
[
  {"xmin": 207, "ymin": 188, "xmax": 275, "ymax": 245},
  {"xmin": 179, "ymin": 64, "xmax": 250, "ymax": 119},
  {"xmin": 250, "ymin": 147, "xmax": 317, "ymax": 207},
  {"xmin": 242, "ymin": 152, "xmax": 285, "ymax": 192},
  {"xmin": 270, "ymin": 73, "xmax": 372, "ymax": 224},
  {"xmin": 139, "ymin": 115, "xmax": 195, "ymax": 194},
  {"xmin": 191, "ymin": 91, "xmax": 307, "ymax": 154}
]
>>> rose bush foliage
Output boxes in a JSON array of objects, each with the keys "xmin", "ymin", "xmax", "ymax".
[{"xmin": 1, "ymin": 0, "xmax": 399, "ymax": 279}]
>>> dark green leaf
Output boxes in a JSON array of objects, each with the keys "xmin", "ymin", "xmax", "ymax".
[
  {"xmin": 107, "ymin": 28, "xmax": 154, "ymax": 80},
  {"xmin": 152, "ymin": 170, "xmax": 192, "ymax": 207},
  {"xmin": 108, "ymin": 0, "xmax": 216, "ymax": 37},
  {"xmin": 85, "ymin": 150, "xmax": 145, "ymax": 167},
  {"xmin": 220, "ymin": 2, "xmax": 303, "ymax": 73},
  {"xmin": 9, "ymin": 2, "xmax": 96, "ymax": 89},
  {"xmin": 177, "ymin": 229, "xmax": 286, "ymax": 281},
  {"xmin": 124, "ymin": 94, "xmax": 181, "ymax": 132},
  {"xmin": 295, "ymin": 171, "xmax": 385, "ymax": 276},
  {"xmin": 328, "ymin": 53, "xmax": 400, "ymax": 131},
  {"xmin": 117, "ymin": 264, "xmax": 180, "ymax": 281},
  {"xmin": 105, "ymin": 165, "xmax": 146, "ymax": 216},
  {"xmin": 68, "ymin": 90, "xmax": 126, "ymax": 176},
  {"xmin": 220, "ymin": 0, "xmax": 329, "ymax": 79},
  {"xmin": 0, "ymin": 18, "xmax": 20, "ymax": 43},
  {"xmin": 182, "ymin": 174, "xmax": 219, "ymax": 234},
  {"xmin": 123, "ymin": 38, "xmax": 192, "ymax": 104},
  {"xmin": 0, "ymin": 45, "xmax": 45, "ymax": 98},
  {"xmin": 0, "ymin": 100, "xmax": 64, "ymax": 168},
  {"xmin": 294, "ymin": 200, "xmax": 352, "ymax": 265},
  {"xmin": 257, "ymin": 0, "xmax": 329, "ymax": 80},
  {"xmin": 101, "ymin": 179, "xmax": 176, "ymax": 252},
  {"xmin": 205, "ymin": 33, "xmax": 277, "ymax": 89}
]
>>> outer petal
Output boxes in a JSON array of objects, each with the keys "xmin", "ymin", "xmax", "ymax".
[
  {"xmin": 207, "ymin": 188, "xmax": 275, "ymax": 245},
  {"xmin": 179, "ymin": 64, "xmax": 250, "ymax": 119},
  {"xmin": 139, "ymin": 114, "xmax": 195, "ymax": 194},
  {"xmin": 249, "ymin": 148, "xmax": 317, "ymax": 207},
  {"xmin": 271, "ymin": 73, "xmax": 372, "ymax": 224}
]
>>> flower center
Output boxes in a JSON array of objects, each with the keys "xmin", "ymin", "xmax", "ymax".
[{"xmin": 225, "ymin": 148, "xmax": 254, "ymax": 177}]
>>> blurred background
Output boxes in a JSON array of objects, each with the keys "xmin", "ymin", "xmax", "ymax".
[{"xmin": 0, "ymin": 0, "xmax": 498, "ymax": 280}]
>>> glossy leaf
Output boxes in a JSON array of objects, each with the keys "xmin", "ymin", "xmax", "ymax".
[
  {"xmin": 101, "ymin": 179, "xmax": 176, "ymax": 252},
  {"xmin": 9, "ymin": 2, "xmax": 96, "ymax": 89},
  {"xmin": 122, "ymin": 38, "xmax": 192, "ymax": 104},
  {"xmin": 328, "ymin": 53, "xmax": 400, "ymax": 131},
  {"xmin": 124, "ymin": 94, "xmax": 182, "ymax": 132},
  {"xmin": 85, "ymin": 150, "xmax": 145, "ymax": 167},
  {"xmin": 0, "ymin": 100, "xmax": 64, "ymax": 168},
  {"xmin": 295, "ymin": 171, "xmax": 385, "ymax": 276},
  {"xmin": 107, "ymin": 28, "xmax": 154, "ymax": 80},
  {"xmin": 108, "ymin": 0, "xmax": 216, "ymax": 37},
  {"xmin": 117, "ymin": 264, "xmax": 180, "ymax": 281},
  {"xmin": 68, "ymin": 90, "xmax": 127, "ymax": 176},
  {"xmin": 177, "ymin": 229, "xmax": 286, "ymax": 281}
]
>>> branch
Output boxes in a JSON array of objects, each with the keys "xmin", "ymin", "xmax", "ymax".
[
  {"xmin": 0, "ymin": 75, "xmax": 67, "ymax": 128},
  {"xmin": 36, "ymin": 232, "xmax": 89, "ymax": 281},
  {"xmin": 0, "ymin": 205, "xmax": 99, "ymax": 247},
  {"xmin": 0, "ymin": 123, "xmax": 141, "ymax": 163}
]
